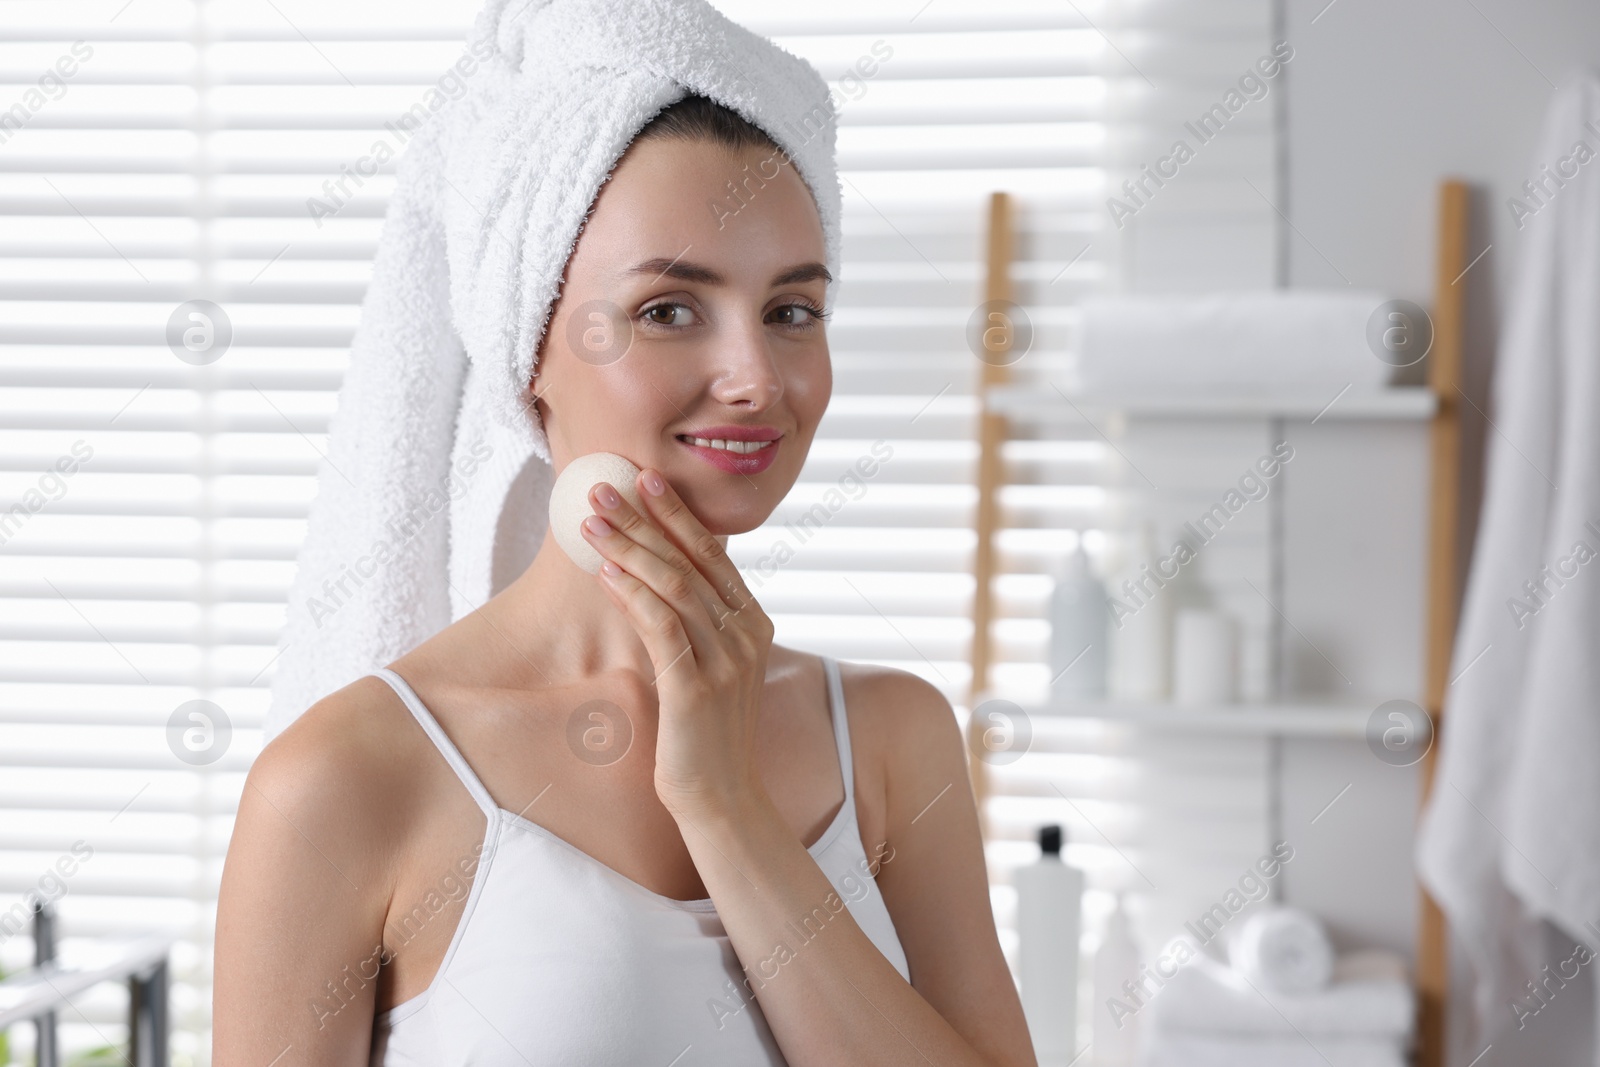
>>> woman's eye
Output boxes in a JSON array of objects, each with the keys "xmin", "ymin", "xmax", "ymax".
[
  {"xmin": 771, "ymin": 303, "xmax": 827, "ymax": 328},
  {"xmin": 639, "ymin": 300, "xmax": 827, "ymax": 331},
  {"xmin": 643, "ymin": 302, "xmax": 695, "ymax": 327}
]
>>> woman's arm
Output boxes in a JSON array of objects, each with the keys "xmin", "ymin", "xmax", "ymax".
[
  {"xmin": 580, "ymin": 470, "xmax": 1038, "ymax": 1065},
  {"xmin": 672, "ymin": 668, "xmax": 1039, "ymax": 1067},
  {"xmin": 868, "ymin": 668, "xmax": 1040, "ymax": 1064},
  {"xmin": 213, "ymin": 696, "xmax": 398, "ymax": 1065}
]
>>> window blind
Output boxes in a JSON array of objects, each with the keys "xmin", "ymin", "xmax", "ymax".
[{"xmin": 0, "ymin": 0, "xmax": 1276, "ymax": 1059}]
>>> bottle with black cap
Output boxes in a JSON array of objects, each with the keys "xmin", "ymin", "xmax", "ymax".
[{"xmin": 1015, "ymin": 823, "xmax": 1085, "ymax": 1067}]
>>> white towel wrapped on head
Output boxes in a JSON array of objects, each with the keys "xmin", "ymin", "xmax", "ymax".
[
  {"xmin": 1227, "ymin": 905, "xmax": 1335, "ymax": 994},
  {"xmin": 260, "ymin": 0, "xmax": 843, "ymax": 741}
]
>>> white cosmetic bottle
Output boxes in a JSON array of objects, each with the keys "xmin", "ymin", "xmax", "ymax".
[
  {"xmin": 1049, "ymin": 547, "xmax": 1109, "ymax": 702},
  {"xmin": 1093, "ymin": 891, "xmax": 1142, "ymax": 1066},
  {"xmin": 1015, "ymin": 824, "xmax": 1085, "ymax": 1067},
  {"xmin": 1107, "ymin": 522, "xmax": 1171, "ymax": 701}
]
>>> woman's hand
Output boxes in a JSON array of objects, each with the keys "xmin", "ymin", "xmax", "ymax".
[{"xmin": 579, "ymin": 468, "xmax": 775, "ymax": 824}]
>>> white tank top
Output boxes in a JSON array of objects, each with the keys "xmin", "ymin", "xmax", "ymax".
[{"xmin": 366, "ymin": 654, "xmax": 910, "ymax": 1065}]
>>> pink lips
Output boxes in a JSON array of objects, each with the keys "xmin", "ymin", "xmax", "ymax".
[{"xmin": 675, "ymin": 435, "xmax": 780, "ymax": 474}]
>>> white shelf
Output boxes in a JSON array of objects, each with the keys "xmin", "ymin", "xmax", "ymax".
[
  {"xmin": 985, "ymin": 384, "xmax": 1437, "ymax": 422},
  {"xmin": 972, "ymin": 694, "xmax": 1375, "ymax": 739}
]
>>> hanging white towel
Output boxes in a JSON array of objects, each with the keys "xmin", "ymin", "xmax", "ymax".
[
  {"xmin": 1415, "ymin": 68, "xmax": 1600, "ymax": 1063},
  {"xmin": 258, "ymin": 0, "xmax": 842, "ymax": 742}
]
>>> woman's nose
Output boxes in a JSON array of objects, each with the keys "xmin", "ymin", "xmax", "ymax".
[{"xmin": 709, "ymin": 319, "xmax": 785, "ymax": 408}]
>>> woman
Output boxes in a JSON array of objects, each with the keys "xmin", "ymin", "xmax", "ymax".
[{"xmin": 213, "ymin": 37, "xmax": 1036, "ymax": 1067}]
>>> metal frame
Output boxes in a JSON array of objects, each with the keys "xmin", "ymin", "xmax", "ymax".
[{"xmin": 0, "ymin": 901, "xmax": 172, "ymax": 1066}]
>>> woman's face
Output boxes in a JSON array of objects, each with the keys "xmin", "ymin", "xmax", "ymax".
[{"xmin": 532, "ymin": 133, "xmax": 832, "ymax": 536}]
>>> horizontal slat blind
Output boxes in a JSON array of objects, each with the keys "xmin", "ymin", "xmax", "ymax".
[{"xmin": 0, "ymin": 0, "xmax": 1275, "ymax": 1059}]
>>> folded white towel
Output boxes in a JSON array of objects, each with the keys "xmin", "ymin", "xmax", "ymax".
[
  {"xmin": 1138, "ymin": 1031, "xmax": 1409, "ymax": 1067},
  {"xmin": 1076, "ymin": 291, "xmax": 1396, "ymax": 394},
  {"xmin": 1227, "ymin": 905, "xmax": 1335, "ymax": 994},
  {"xmin": 260, "ymin": 0, "xmax": 842, "ymax": 740},
  {"xmin": 1147, "ymin": 948, "xmax": 1414, "ymax": 1039}
]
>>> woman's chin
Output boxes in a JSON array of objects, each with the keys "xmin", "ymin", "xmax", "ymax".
[
  {"xmin": 696, "ymin": 512, "xmax": 772, "ymax": 540},
  {"xmin": 672, "ymin": 494, "xmax": 779, "ymax": 540}
]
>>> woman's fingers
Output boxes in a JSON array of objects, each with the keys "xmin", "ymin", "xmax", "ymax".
[
  {"xmin": 581, "ymin": 482, "xmax": 728, "ymax": 653},
  {"xmin": 588, "ymin": 543, "xmax": 699, "ymax": 683},
  {"xmin": 631, "ymin": 469, "xmax": 760, "ymax": 623}
]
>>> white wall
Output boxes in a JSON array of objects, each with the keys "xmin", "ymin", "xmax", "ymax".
[
  {"xmin": 1282, "ymin": 1, "xmax": 1600, "ymax": 1063},
  {"xmin": 1275, "ymin": 418, "xmax": 1430, "ymax": 960}
]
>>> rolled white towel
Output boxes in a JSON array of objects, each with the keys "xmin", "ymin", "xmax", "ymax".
[
  {"xmin": 1076, "ymin": 291, "xmax": 1398, "ymax": 394},
  {"xmin": 1227, "ymin": 906, "xmax": 1334, "ymax": 994}
]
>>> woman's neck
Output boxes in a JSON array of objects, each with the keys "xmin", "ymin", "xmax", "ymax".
[{"xmin": 459, "ymin": 525, "xmax": 732, "ymax": 692}]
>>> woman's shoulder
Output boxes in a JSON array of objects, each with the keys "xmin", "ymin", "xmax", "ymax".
[
  {"xmin": 799, "ymin": 652, "xmax": 962, "ymax": 799},
  {"xmin": 246, "ymin": 673, "xmax": 430, "ymax": 865},
  {"xmin": 825, "ymin": 654, "xmax": 957, "ymax": 738},
  {"xmin": 216, "ymin": 674, "xmax": 431, "ymax": 1051},
  {"xmin": 256, "ymin": 672, "xmax": 409, "ymax": 779}
]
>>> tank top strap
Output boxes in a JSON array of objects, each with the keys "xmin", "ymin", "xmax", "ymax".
[
  {"xmin": 372, "ymin": 667, "xmax": 499, "ymax": 820},
  {"xmin": 821, "ymin": 654, "xmax": 854, "ymax": 806}
]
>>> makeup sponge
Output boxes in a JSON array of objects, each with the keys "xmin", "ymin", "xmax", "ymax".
[{"xmin": 548, "ymin": 452, "xmax": 644, "ymax": 575}]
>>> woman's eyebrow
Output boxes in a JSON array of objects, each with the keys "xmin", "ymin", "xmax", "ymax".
[{"xmin": 621, "ymin": 258, "xmax": 832, "ymax": 287}]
